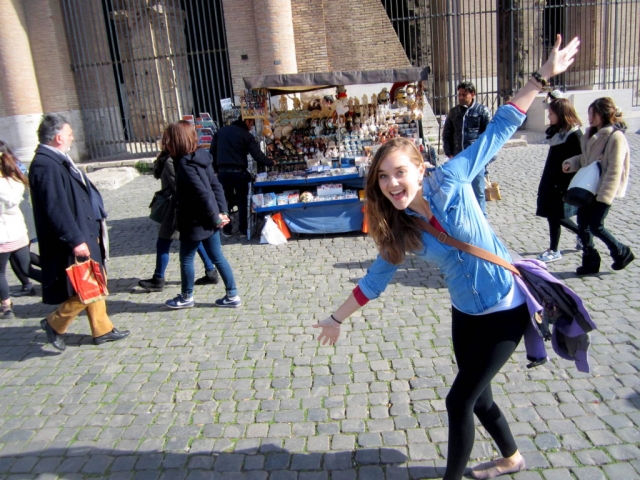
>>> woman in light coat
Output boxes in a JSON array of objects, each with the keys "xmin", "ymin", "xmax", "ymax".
[
  {"xmin": 0, "ymin": 143, "xmax": 32, "ymax": 318},
  {"xmin": 562, "ymin": 97, "xmax": 633, "ymax": 274}
]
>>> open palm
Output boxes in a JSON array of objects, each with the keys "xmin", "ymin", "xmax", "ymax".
[{"xmin": 543, "ymin": 35, "xmax": 580, "ymax": 78}]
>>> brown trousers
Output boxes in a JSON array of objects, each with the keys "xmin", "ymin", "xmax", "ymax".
[{"xmin": 46, "ymin": 295, "xmax": 113, "ymax": 338}]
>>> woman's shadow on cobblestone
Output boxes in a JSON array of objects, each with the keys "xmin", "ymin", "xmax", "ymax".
[
  {"xmin": 106, "ymin": 217, "xmax": 161, "ymax": 257},
  {"xmin": 334, "ymin": 259, "xmax": 447, "ymax": 289},
  {"xmin": 0, "ymin": 446, "xmax": 447, "ymax": 478},
  {"xmin": 0, "ymin": 325, "xmax": 68, "ymax": 361},
  {"xmin": 106, "ymin": 217, "xmax": 266, "ymax": 254}
]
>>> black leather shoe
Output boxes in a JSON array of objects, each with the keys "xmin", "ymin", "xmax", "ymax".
[
  {"xmin": 40, "ymin": 319, "xmax": 66, "ymax": 351},
  {"xmin": 138, "ymin": 276, "xmax": 165, "ymax": 292},
  {"xmin": 93, "ymin": 328, "xmax": 130, "ymax": 345}
]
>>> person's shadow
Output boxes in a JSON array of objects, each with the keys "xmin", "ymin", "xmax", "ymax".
[
  {"xmin": 105, "ymin": 217, "xmax": 160, "ymax": 257},
  {"xmin": 0, "ymin": 325, "xmax": 66, "ymax": 362},
  {"xmin": 10, "ymin": 297, "xmax": 231, "ymax": 320},
  {"xmin": 333, "ymin": 259, "xmax": 447, "ymax": 289},
  {"xmin": 0, "ymin": 445, "xmax": 448, "ymax": 478}
]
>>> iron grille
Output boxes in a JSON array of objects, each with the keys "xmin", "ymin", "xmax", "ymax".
[
  {"xmin": 61, "ymin": 0, "xmax": 233, "ymax": 160},
  {"xmin": 381, "ymin": 0, "xmax": 640, "ymax": 116}
]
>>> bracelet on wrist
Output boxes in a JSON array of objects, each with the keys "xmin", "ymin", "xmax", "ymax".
[
  {"xmin": 331, "ymin": 314, "xmax": 342, "ymax": 325},
  {"xmin": 531, "ymin": 71, "xmax": 549, "ymax": 89}
]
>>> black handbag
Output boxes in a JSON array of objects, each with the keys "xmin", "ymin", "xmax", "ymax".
[{"xmin": 149, "ymin": 190, "xmax": 171, "ymax": 223}]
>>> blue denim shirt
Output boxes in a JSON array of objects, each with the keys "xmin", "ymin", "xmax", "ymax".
[{"xmin": 358, "ymin": 104, "xmax": 526, "ymax": 314}]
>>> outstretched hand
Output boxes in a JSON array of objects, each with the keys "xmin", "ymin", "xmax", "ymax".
[
  {"xmin": 313, "ymin": 317, "xmax": 341, "ymax": 346},
  {"xmin": 539, "ymin": 35, "xmax": 580, "ymax": 78}
]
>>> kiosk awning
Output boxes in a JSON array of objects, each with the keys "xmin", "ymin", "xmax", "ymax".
[{"xmin": 243, "ymin": 67, "xmax": 430, "ymax": 95}]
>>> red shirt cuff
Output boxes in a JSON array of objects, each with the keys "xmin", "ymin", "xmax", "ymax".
[
  {"xmin": 353, "ymin": 285, "xmax": 370, "ymax": 306},
  {"xmin": 507, "ymin": 102, "xmax": 526, "ymax": 114}
]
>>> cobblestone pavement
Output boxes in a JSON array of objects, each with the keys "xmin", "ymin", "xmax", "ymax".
[{"xmin": 2, "ymin": 130, "xmax": 640, "ymax": 480}]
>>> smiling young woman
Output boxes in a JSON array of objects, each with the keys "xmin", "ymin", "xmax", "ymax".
[{"xmin": 313, "ymin": 35, "xmax": 581, "ymax": 480}]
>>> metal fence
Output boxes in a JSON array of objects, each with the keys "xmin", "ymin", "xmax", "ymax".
[
  {"xmin": 61, "ymin": 0, "xmax": 233, "ymax": 160},
  {"xmin": 381, "ymin": 0, "xmax": 640, "ymax": 115},
  {"xmin": 63, "ymin": 0, "xmax": 638, "ymax": 160}
]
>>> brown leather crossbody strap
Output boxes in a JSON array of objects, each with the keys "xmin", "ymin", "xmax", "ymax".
[{"xmin": 416, "ymin": 218, "xmax": 521, "ymax": 276}]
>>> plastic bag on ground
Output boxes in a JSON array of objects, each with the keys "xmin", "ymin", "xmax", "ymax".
[{"xmin": 260, "ymin": 215, "xmax": 288, "ymax": 245}]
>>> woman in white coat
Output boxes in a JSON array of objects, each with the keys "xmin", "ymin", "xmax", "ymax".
[{"xmin": 0, "ymin": 142, "xmax": 32, "ymax": 318}]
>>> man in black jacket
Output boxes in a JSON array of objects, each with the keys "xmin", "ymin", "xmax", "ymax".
[
  {"xmin": 442, "ymin": 81, "xmax": 493, "ymax": 216},
  {"xmin": 210, "ymin": 117, "xmax": 275, "ymax": 236},
  {"xmin": 29, "ymin": 114, "xmax": 129, "ymax": 351}
]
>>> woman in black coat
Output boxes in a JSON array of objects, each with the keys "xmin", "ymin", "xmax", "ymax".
[
  {"xmin": 536, "ymin": 97, "xmax": 583, "ymax": 262},
  {"xmin": 163, "ymin": 121, "xmax": 240, "ymax": 309},
  {"xmin": 137, "ymin": 148, "xmax": 219, "ymax": 292}
]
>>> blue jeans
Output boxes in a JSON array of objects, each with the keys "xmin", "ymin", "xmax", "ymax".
[
  {"xmin": 155, "ymin": 238, "xmax": 214, "ymax": 278},
  {"xmin": 179, "ymin": 230, "xmax": 237, "ymax": 298},
  {"xmin": 471, "ymin": 167, "xmax": 487, "ymax": 216}
]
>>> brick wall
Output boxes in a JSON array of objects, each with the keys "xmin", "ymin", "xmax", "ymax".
[
  {"xmin": 24, "ymin": 0, "xmax": 80, "ymax": 114},
  {"xmin": 222, "ymin": 0, "xmax": 262, "ymax": 95},
  {"xmin": 292, "ymin": 0, "xmax": 411, "ymax": 74},
  {"xmin": 254, "ymin": 0, "xmax": 298, "ymax": 74},
  {"xmin": 320, "ymin": 0, "xmax": 410, "ymax": 72},
  {"xmin": 224, "ymin": 0, "xmax": 410, "ymax": 96},
  {"xmin": 0, "ymin": 0, "xmax": 43, "ymax": 117},
  {"xmin": 291, "ymin": 0, "xmax": 329, "ymax": 72}
]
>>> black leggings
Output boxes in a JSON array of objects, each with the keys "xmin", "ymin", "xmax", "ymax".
[
  {"xmin": 444, "ymin": 303, "xmax": 529, "ymax": 480},
  {"xmin": 547, "ymin": 217, "xmax": 579, "ymax": 251},
  {"xmin": 0, "ymin": 247, "xmax": 30, "ymax": 300},
  {"xmin": 9, "ymin": 249, "xmax": 41, "ymax": 285}
]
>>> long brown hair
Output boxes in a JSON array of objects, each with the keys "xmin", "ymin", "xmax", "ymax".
[
  {"xmin": 163, "ymin": 121, "xmax": 198, "ymax": 158},
  {"xmin": 587, "ymin": 97, "xmax": 626, "ymax": 137},
  {"xmin": 365, "ymin": 138, "xmax": 424, "ymax": 265},
  {"xmin": 0, "ymin": 141, "xmax": 28, "ymax": 186},
  {"xmin": 548, "ymin": 98, "xmax": 581, "ymax": 132}
]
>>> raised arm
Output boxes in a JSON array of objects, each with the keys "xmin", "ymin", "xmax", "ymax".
[{"xmin": 510, "ymin": 35, "xmax": 580, "ymax": 113}]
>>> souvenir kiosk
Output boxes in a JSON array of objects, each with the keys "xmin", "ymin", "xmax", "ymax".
[{"xmin": 242, "ymin": 67, "xmax": 429, "ymax": 237}]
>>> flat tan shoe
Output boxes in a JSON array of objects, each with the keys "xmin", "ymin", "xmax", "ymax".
[{"xmin": 469, "ymin": 457, "xmax": 525, "ymax": 479}]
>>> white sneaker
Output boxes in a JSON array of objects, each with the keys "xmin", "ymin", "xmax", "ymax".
[
  {"xmin": 537, "ymin": 250, "xmax": 562, "ymax": 263},
  {"xmin": 215, "ymin": 295, "xmax": 241, "ymax": 308},
  {"xmin": 165, "ymin": 294, "xmax": 195, "ymax": 309}
]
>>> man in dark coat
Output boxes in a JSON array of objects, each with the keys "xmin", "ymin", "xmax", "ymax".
[
  {"xmin": 29, "ymin": 114, "xmax": 129, "ymax": 351},
  {"xmin": 442, "ymin": 81, "xmax": 493, "ymax": 216},
  {"xmin": 210, "ymin": 117, "xmax": 275, "ymax": 236}
]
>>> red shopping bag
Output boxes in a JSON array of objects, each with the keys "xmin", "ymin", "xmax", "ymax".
[{"xmin": 66, "ymin": 258, "xmax": 109, "ymax": 304}]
